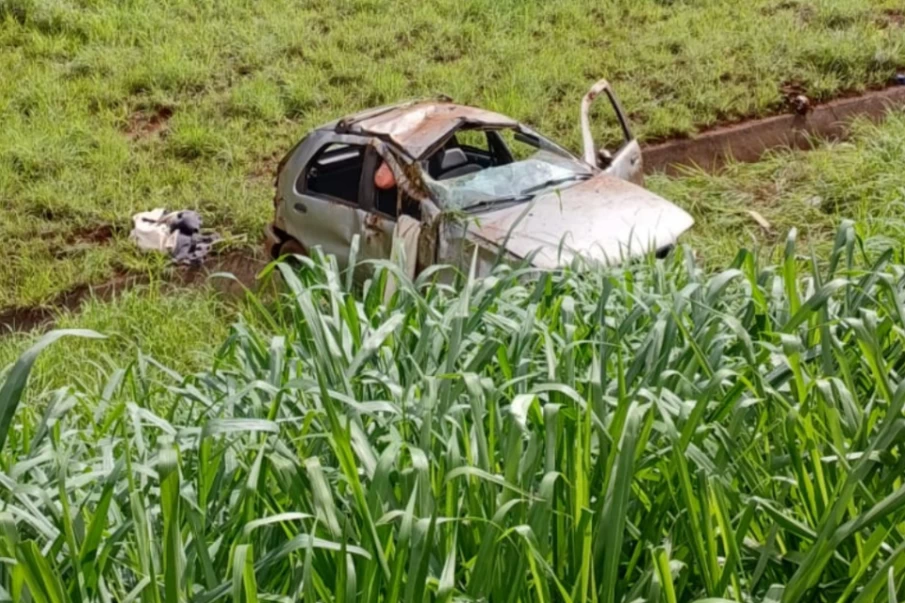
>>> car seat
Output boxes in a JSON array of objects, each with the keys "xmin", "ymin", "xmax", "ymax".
[{"xmin": 436, "ymin": 148, "xmax": 482, "ymax": 180}]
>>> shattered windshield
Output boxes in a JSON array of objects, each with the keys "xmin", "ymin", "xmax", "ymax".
[{"xmin": 424, "ymin": 130, "xmax": 592, "ymax": 212}]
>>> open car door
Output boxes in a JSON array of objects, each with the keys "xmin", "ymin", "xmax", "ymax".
[{"xmin": 580, "ymin": 79, "xmax": 643, "ymax": 185}]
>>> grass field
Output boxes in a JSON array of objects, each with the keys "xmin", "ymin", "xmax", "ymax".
[
  {"xmin": 648, "ymin": 111, "xmax": 905, "ymax": 262},
  {"xmin": 6, "ymin": 1, "xmax": 905, "ymax": 599},
  {"xmin": 5, "ymin": 228, "xmax": 905, "ymax": 601},
  {"xmin": 0, "ymin": 284, "xmax": 231, "ymax": 390},
  {"xmin": 2, "ymin": 0, "xmax": 904, "ymax": 309}
]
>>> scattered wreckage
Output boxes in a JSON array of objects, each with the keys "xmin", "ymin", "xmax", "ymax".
[
  {"xmin": 265, "ymin": 79, "xmax": 694, "ymax": 276},
  {"xmin": 130, "ymin": 209, "xmax": 219, "ymax": 266}
]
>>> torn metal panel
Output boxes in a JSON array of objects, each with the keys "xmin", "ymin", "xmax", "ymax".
[
  {"xmin": 416, "ymin": 216, "xmax": 438, "ymax": 272},
  {"xmin": 352, "ymin": 103, "xmax": 518, "ymax": 160},
  {"xmin": 436, "ymin": 218, "xmax": 513, "ymax": 278},
  {"xmin": 580, "ymin": 78, "xmax": 642, "ymax": 183},
  {"xmin": 359, "ymin": 210, "xmax": 395, "ymax": 273},
  {"xmin": 581, "ymin": 79, "xmax": 611, "ymax": 166}
]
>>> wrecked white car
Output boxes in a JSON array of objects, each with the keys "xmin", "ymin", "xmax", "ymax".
[{"xmin": 265, "ymin": 80, "xmax": 693, "ymax": 275}]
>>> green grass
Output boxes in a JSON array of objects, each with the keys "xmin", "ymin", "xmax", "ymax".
[
  {"xmin": 0, "ymin": 283, "xmax": 232, "ymax": 391},
  {"xmin": 649, "ymin": 110, "xmax": 905, "ymax": 264},
  {"xmin": 1, "ymin": 0, "xmax": 904, "ymax": 308},
  {"xmin": 4, "ymin": 229, "xmax": 905, "ymax": 601}
]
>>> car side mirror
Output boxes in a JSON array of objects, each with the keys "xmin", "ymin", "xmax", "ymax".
[{"xmin": 596, "ymin": 147, "xmax": 613, "ymax": 169}]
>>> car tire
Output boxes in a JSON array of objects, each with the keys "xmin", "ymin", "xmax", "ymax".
[
  {"xmin": 655, "ymin": 244, "xmax": 675, "ymax": 259},
  {"xmin": 275, "ymin": 237, "xmax": 307, "ymax": 260}
]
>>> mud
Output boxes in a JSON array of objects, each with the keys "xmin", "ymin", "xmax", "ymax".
[
  {"xmin": 172, "ymin": 250, "xmax": 268, "ymax": 297},
  {"xmin": 643, "ymin": 86, "xmax": 905, "ymax": 174},
  {"xmin": 0, "ymin": 273, "xmax": 143, "ymax": 335}
]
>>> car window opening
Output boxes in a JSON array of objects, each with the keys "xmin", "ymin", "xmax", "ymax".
[
  {"xmin": 373, "ymin": 160, "xmax": 422, "ymax": 221},
  {"xmin": 423, "ymin": 126, "xmax": 592, "ymax": 212},
  {"xmin": 302, "ymin": 143, "xmax": 365, "ymax": 204}
]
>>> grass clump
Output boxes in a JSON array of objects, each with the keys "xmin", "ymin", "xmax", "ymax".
[
  {"xmin": 649, "ymin": 110, "xmax": 905, "ymax": 263},
  {"xmin": 0, "ymin": 283, "xmax": 231, "ymax": 391},
  {"xmin": 3, "ymin": 225, "xmax": 905, "ymax": 601}
]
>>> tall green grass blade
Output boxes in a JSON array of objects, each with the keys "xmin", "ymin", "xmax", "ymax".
[{"xmin": 0, "ymin": 330, "xmax": 103, "ymax": 451}]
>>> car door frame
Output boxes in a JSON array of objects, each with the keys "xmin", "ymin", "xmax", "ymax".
[
  {"xmin": 277, "ymin": 131, "xmax": 372, "ymax": 268},
  {"xmin": 355, "ymin": 145, "xmax": 397, "ymax": 269},
  {"xmin": 579, "ymin": 79, "xmax": 644, "ymax": 184}
]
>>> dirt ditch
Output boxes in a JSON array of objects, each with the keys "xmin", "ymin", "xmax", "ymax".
[
  {"xmin": 643, "ymin": 85, "xmax": 905, "ymax": 174},
  {"xmin": 0, "ymin": 251, "xmax": 267, "ymax": 335}
]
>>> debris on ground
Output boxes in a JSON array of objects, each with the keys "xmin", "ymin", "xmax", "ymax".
[
  {"xmin": 131, "ymin": 209, "xmax": 177, "ymax": 251},
  {"xmin": 746, "ymin": 209, "xmax": 773, "ymax": 233},
  {"xmin": 791, "ymin": 94, "xmax": 812, "ymax": 115},
  {"xmin": 130, "ymin": 209, "xmax": 219, "ymax": 266}
]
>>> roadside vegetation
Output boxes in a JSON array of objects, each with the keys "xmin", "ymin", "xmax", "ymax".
[
  {"xmin": 649, "ymin": 111, "xmax": 905, "ymax": 262},
  {"xmin": 0, "ymin": 284, "xmax": 231, "ymax": 390},
  {"xmin": 8, "ymin": 108, "xmax": 905, "ymax": 389},
  {"xmin": 4, "ymin": 225, "xmax": 905, "ymax": 601},
  {"xmin": 4, "ymin": 3, "xmax": 905, "ymax": 598},
  {"xmin": 1, "ymin": 0, "xmax": 904, "ymax": 308}
]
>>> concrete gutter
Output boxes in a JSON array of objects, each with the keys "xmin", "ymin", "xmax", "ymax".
[{"xmin": 643, "ymin": 86, "xmax": 905, "ymax": 174}]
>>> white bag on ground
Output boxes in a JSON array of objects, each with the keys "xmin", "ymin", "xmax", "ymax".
[
  {"xmin": 130, "ymin": 208, "xmax": 178, "ymax": 252},
  {"xmin": 130, "ymin": 208, "xmax": 218, "ymax": 265}
]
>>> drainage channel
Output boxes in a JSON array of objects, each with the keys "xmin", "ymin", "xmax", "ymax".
[{"xmin": 642, "ymin": 86, "xmax": 905, "ymax": 174}]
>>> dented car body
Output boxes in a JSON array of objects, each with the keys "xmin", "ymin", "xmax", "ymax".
[{"xmin": 266, "ymin": 80, "xmax": 693, "ymax": 275}]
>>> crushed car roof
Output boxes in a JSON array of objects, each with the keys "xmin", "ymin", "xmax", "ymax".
[{"xmin": 335, "ymin": 101, "xmax": 519, "ymax": 160}]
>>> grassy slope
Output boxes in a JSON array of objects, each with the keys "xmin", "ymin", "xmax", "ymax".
[
  {"xmin": 649, "ymin": 111, "xmax": 905, "ymax": 261},
  {"xmin": 1, "ymin": 0, "xmax": 904, "ymax": 307},
  {"xmin": 0, "ymin": 284, "xmax": 231, "ymax": 391}
]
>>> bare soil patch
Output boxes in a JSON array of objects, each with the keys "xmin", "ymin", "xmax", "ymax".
[
  {"xmin": 880, "ymin": 9, "xmax": 904, "ymax": 28},
  {"xmin": 248, "ymin": 151, "xmax": 282, "ymax": 183},
  {"xmin": 125, "ymin": 106, "xmax": 174, "ymax": 140}
]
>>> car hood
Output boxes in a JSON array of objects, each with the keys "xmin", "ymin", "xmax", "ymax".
[{"xmin": 469, "ymin": 173, "xmax": 694, "ymax": 268}]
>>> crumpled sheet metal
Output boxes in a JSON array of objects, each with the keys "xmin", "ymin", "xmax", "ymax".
[{"xmin": 354, "ymin": 102, "xmax": 518, "ymax": 160}]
